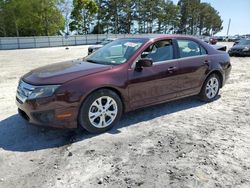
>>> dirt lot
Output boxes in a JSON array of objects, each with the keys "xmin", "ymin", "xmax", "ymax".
[{"xmin": 0, "ymin": 43, "xmax": 250, "ymax": 188}]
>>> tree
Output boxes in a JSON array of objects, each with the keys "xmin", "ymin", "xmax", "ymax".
[
  {"xmin": 95, "ymin": 0, "xmax": 125, "ymax": 34},
  {"xmin": 1, "ymin": 0, "xmax": 223, "ymax": 36},
  {"xmin": 135, "ymin": 0, "xmax": 158, "ymax": 33},
  {"xmin": 38, "ymin": 0, "xmax": 65, "ymax": 36},
  {"xmin": 177, "ymin": 0, "xmax": 222, "ymax": 35},
  {"xmin": 0, "ymin": 0, "xmax": 65, "ymax": 37},
  {"xmin": 198, "ymin": 2, "xmax": 223, "ymax": 35},
  {"xmin": 70, "ymin": 0, "xmax": 98, "ymax": 34},
  {"xmin": 119, "ymin": 0, "xmax": 136, "ymax": 33},
  {"xmin": 58, "ymin": 0, "xmax": 73, "ymax": 34},
  {"xmin": 177, "ymin": 0, "xmax": 201, "ymax": 34},
  {"xmin": 156, "ymin": 0, "xmax": 179, "ymax": 34},
  {"xmin": 0, "ymin": 0, "xmax": 8, "ymax": 36}
]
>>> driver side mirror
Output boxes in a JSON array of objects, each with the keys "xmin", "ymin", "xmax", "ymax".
[{"xmin": 135, "ymin": 58, "xmax": 153, "ymax": 72}]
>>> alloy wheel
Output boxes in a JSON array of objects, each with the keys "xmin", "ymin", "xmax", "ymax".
[
  {"xmin": 88, "ymin": 96, "xmax": 118, "ymax": 128},
  {"xmin": 205, "ymin": 77, "xmax": 219, "ymax": 99}
]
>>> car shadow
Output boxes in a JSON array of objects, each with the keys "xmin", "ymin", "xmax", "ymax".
[{"xmin": 0, "ymin": 96, "xmax": 220, "ymax": 152}]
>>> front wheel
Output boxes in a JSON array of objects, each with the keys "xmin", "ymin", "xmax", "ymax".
[
  {"xmin": 199, "ymin": 74, "xmax": 220, "ymax": 102},
  {"xmin": 78, "ymin": 89, "xmax": 123, "ymax": 133}
]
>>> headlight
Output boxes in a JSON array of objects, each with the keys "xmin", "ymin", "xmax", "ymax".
[
  {"xmin": 243, "ymin": 47, "xmax": 249, "ymax": 52},
  {"xmin": 28, "ymin": 85, "xmax": 60, "ymax": 99}
]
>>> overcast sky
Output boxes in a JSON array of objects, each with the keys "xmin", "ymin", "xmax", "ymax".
[{"xmin": 172, "ymin": 0, "xmax": 250, "ymax": 36}]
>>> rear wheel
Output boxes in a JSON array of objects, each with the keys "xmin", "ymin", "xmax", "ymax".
[
  {"xmin": 199, "ymin": 74, "xmax": 220, "ymax": 102},
  {"xmin": 78, "ymin": 89, "xmax": 123, "ymax": 133}
]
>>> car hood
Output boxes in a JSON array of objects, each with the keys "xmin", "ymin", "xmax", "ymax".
[
  {"xmin": 231, "ymin": 44, "xmax": 250, "ymax": 49},
  {"xmin": 89, "ymin": 45, "xmax": 103, "ymax": 49},
  {"xmin": 22, "ymin": 59, "xmax": 112, "ymax": 85}
]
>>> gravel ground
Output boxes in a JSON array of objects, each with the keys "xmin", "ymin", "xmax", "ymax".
[{"xmin": 0, "ymin": 43, "xmax": 250, "ymax": 188}]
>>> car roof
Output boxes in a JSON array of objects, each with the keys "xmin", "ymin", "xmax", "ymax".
[
  {"xmin": 121, "ymin": 34, "xmax": 200, "ymax": 41},
  {"xmin": 120, "ymin": 34, "xmax": 218, "ymax": 54}
]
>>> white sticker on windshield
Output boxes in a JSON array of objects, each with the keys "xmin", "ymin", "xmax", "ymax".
[{"xmin": 124, "ymin": 42, "xmax": 138, "ymax": 47}]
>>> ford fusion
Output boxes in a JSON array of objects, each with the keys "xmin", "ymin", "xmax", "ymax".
[{"xmin": 16, "ymin": 35, "xmax": 231, "ymax": 133}]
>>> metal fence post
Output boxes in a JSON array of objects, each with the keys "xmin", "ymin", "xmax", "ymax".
[
  {"xmin": 74, "ymin": 36, "xmax": 77, "ymax": 45},
  {"xmin": 34, "ymin": 37, "xmax": 36, "ymax": 48},
  {"xmin": 85, "ymin": 35, "xmax": 87, "ymax": 44},
  {"xmin": 48, "ymin": 37, "xmax": 50, "ymax": 47},
  {"xmin": 0, "ymin": 38, "xmax": 2, "ymax": 50},
  {"xmin": 17, "ymin": 38, "xmax": 20, "ymax": 49}
]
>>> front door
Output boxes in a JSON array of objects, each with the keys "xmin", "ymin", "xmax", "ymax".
[{"xmin": 127, "ymin": 39, "xmax": 180, "ymax": 110}]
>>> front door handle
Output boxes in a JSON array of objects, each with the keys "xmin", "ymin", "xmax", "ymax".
[{"xmin": 167, "ymin": 66, "xmax": 177, "ymax": 73}]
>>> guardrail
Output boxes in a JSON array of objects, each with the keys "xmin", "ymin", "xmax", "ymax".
[{"xmin": 0, "ymin": 34, "xmax": 153, "ymax": 50}]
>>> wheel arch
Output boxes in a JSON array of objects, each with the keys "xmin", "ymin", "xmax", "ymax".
[
  {"xmin": 78, "ymin": 86, "xmax": 126, "ymax": 117},
  {"xmin": 93, "ymin": 86, "xmax": 126, "ymax": 112},
  {"xmin": 205, "ymin": 70, "xmax": 223, "ymax": 88}
]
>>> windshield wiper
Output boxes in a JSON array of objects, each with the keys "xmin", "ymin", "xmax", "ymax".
[
  {"xmin": 85, "ymin": 59, "xmax": 99, "ymax": 64},
  {"xmin": 86, "ymin": 59, "xmax": 117, "ymax": 65}
]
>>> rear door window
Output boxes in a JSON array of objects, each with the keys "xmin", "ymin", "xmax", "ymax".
[{"xmin": 177, "ymin": 40, "xmax": 207, "ymax": 58}]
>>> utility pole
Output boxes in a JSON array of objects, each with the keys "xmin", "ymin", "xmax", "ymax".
[{"xmin": 227, "ymin": 18, "xmax": 231, "ymax": 36}]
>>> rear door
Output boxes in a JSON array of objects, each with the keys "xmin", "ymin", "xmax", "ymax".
[
  {"xmin": 127, "ymin": 39, "xmax": 179, "ymax": 109},
  {"xmin": 176, "ymin": 39, "xmax": 210, "ymax": 96}
]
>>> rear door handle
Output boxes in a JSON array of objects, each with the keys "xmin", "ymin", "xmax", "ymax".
[{"xmin": 204, "ymin": 59, "xmax": 211, "ymax": 64}]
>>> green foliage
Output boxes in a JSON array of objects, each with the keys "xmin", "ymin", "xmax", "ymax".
[
  {"xmin": 0, "ymin": 0, "xmax": 65, "ymax": 37},
  {"xmin": 177, "ymin": 0, "xmax": 223, "ymax": 35},
  {"xmin": 69, "ymin": 0, "xmax": 98, "ymax": 34},
  {"xmin": 0, "ymin": 0, "xmax": 223, "ymax": 36},
  {"xmin": 97, "ymin": 0, "xmax": 136, "ymax": 34},
  {"xmin": 90, "ymin": 0, "xmax": 179, "ymax": 34}
]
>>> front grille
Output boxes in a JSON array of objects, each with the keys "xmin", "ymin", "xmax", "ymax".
[
  {"xmin": 32, "ymin": 110, "xmax": 55, "ymax": 123},
  {"xmin": 231, "ymin": 49, "xmax": 242, "ymax": 53}
]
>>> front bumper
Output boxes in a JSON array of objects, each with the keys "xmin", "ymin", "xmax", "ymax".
[{"xmin": 16, "ymin": 96, "xmax": 78, "ymax": 129}]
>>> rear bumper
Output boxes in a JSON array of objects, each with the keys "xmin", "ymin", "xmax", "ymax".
[
  {"xmin": 16, "ymin": 96, "xmax": 78, "ymax": 129},
  {"xmin": 222, "ymin": 63, "xmax": 232, "ymax": 87}
]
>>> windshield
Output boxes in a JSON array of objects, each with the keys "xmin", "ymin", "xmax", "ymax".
[
  {"xmin": 86, "ymin": 38, "xmax": 147, "ymax": 65},
  {"xmin": 238, "ymin": 39, "xmax": 250, "ymax": 45}
]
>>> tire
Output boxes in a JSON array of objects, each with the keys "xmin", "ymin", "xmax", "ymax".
[
  {"xmin": 78, "ymin": 89, "xmax": 123, "ymax": 133},
  {"xmin": 199, "ymin": 74, "xmax": 221, "ymax": 102}
]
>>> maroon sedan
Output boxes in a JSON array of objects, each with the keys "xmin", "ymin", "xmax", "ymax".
[{"xmin": 16, "ymin": 35, "xmax": 231, "ymax": 133}]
